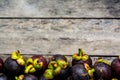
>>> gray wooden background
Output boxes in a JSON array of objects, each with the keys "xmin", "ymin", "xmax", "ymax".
[{"xmin": 0, "ymin": 0, "xmax": 120, "ymax": 55}]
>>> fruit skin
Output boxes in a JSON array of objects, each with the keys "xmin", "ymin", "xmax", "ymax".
[
  {"xmin": 4, "ymin": 57, "xmax": 24, "ymax": 76},
  {"xmin": 94, "ymin": 62, "xmax": 112, "ymax": 80},
  {"xmin": 72, "ymin": 57, "xmax": 92, "ymax": 67},
  {"xmin": 111, "ymin": 57, "xmax": 120, "ymax": 79},
  {"xmin": 39, "ymin": 74, "xmax": 53, "ymax": 80},
  {"xmin": 51, "ymin": 54, "xmax": 67, "ymax": 62},
  {"xmin": 71, "ymin": 64, "xmax": 90, "ymax": 80},
  {"xmin": 0, "ymin": 73, "xmax": 10, "ymax": 80},
  {"xmin": 23, "ymin": 74, "xmax": 38, "ymax": 80},
  {"xmin": 0, "ymin": 58, "xmax": 3, "ymax": 72},
  {"xmin": 51, "ymin": 54, "xmax": 70, "ymax": 80}
]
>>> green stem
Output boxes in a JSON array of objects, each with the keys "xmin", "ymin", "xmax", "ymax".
[
  {"xmin": 78, "ymin": 48, "xmax": 83, "ymax": 56},
  {"xmin": 11, "ymin": 50, "xmax": 21, "ymax": 60}
]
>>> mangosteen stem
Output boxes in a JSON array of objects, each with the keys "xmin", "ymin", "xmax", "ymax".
[
  {"xmin": 78, "ymin": 48, "xmax": 83, "ymax": 56},
  {"xmin": 11, "ymin": 50, "xmax": 21, "ymax": 60}
]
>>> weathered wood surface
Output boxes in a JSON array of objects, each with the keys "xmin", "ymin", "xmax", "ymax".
[
  {"xmin": 0, "ymin": 19, "xmax": 120, "ymax": 55},
  {"xmin": 0, "ymin": 0, "xmax": 120, "ymax": 18}
]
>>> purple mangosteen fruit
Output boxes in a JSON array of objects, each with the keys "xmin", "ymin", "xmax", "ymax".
[
  {"xmin": 4, "ymin": 50, "xmax": 25, "ymax": 76},
  {"xmin": 71, "ymin": 64, "xmax": 94, "ymax": 80},
  {"xmin": 25, "ymin": 55, "xmax": 47, "ymax": 74},
  {"xmin": 0, "ymin": 58, "xmax": 3, "ymax": 72},
  {"xmin": 72, "ymin": 49, "xmax": 92, "ymax": 67},
  {"xmin": 111, "ymin": 56, "xmax": 120, "ymax": 79},
  {"xmin": 93, "ymin": 58, "xmax": 112, "ymax": 80},
  {"xmin": 0, "ymin": 73, "xmax": 10, "ymax": 80}
]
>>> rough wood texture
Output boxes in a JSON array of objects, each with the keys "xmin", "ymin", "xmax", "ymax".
[
  {"xmin": 0, "ymin": 0, "xmax": 120, "ymax": 17},
  {"xmin": 0, "ymin": 19, "xmax": 120, "ymax": 55}
]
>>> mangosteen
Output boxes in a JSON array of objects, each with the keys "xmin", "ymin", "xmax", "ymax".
[
  {"xmin": 54, "ymin": 66, "xmax": 71, "ymax": 80},
  {"xmin": 15, "ymin": 74, "xmax": 38, "ymax": 80},
  {"xmin": 71, "ymin": 64, "xmax": 94, "ymax": 80},
  {"xmin": 43, "ymin": 59, "xmax": 70, "ymax": 80},
  {"xmin": 25, "ymin": 55, "xmax": 47, "ymax": 74},
  {"xmin": 111, "ymin": 56, "xmax": 120, "ymax": 79},
  {"xmin": 32, "ymin": 55, "xmax": 48, "ymax": 71},
  {"xmin": 4, "ymin": 50, "xmax": 25, "ymax": 76},
  {"xmin": 93, "ymin": 58, "xmax": 112, "ymax": 80},
  {"xmin": 0, "ymin": 58, "xmax": 3, "ymax": 72},
  {"xmin": 0, "ymin": 73, "xmax": 10, "ymax": 80},
  {"xmin": 72, "ymin": 49, "xmax": 92, "ymax": 67}
]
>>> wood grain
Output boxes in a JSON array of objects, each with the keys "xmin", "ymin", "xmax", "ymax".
[
  {"xmin": 0, "ymin": 19, "xmax": 120, "ymax": 55},
  {"xmin": 0, "ymin": 0, "xmax": 120, "ymax": 18}
]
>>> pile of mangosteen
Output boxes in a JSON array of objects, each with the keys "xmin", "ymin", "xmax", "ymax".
[{"xmin": 0, "ymin": 49, "xmax": 119, "ymax": 80}]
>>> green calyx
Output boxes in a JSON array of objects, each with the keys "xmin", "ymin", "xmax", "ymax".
[
  {"xmin": 11, "ymin": 50, "xmax": 25, "ymax": 66},
  {"xmin": 15, "ymin": 75, "xmax": 24, "ymax": 80},
  {"xmin": 33, "ymin": 59, "xmax": 43, "ymax": 70},
  {"xmin": 88, "ymin": 69, "xmax": 95, "ymax": 78},
  {"xmin": 46, "ymin": 60, "xmax": 67, "ymax": 77},
  {"xmin": 25, "ymin": 57, "xmax": 44, "ymax": 73},
  {"xmin": 112, "ymin": 78, "xmax": 118, "ymax": 80},
  {"xmin": 53, "ymin": 66, "xmax": 61, "ymax": 76},
  {"xmin": 72, "ymin": 49, "xmax": 89, "ymax": 61},
  {"xmin": 25, "ymin": 64, "xmax": 36, "ymax": 74},
  {"xmin": 48, "ymin": 61, "xmax": 58, "ymax": 69},
  {"xmin": 17, "ymin": 57, "xmax": 25, "ymax": 66},
  {"xmin": 26, "ymin": 58, "xmax": 33, "ymax": 65},
  {"xmin": 84, "ymin": 63, "xmax": 95, "ymax": 78},
  {"xmin": 48, "ymin": 61, "xmax": 61, "ymax": 76},
  {"xmin": 57, "ymin": 60, "xmax": 68, "ymax": 69},
  {"xmin": 43, "ymin": 69, "xmax": 54, "ymax": 79},
  {"xmin": 96, "ymin": 58, "xmax": 110, "ymax": 65}
]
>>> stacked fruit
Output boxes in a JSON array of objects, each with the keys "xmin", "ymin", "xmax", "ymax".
[{"xmin": 0, "ymin": 49, "xmax": 119, "ymax": 80}]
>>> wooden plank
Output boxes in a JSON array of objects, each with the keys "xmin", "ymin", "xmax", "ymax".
[
  {"xmin": 0, "ymin": 0, "xmax": 120, "ymax": 18},
  {"xmin": 0, "ymin": 19, "xmax": 120, "ymax": 55}
]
